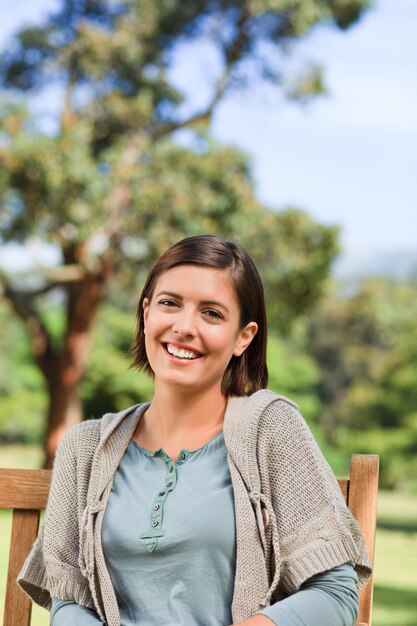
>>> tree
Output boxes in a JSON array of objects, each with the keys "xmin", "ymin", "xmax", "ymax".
[
  {"xmin": 0, "ymin": 0, "xmax": 369, "ymax": 465},
  {"xmin": 307, "ymin": 278, "xmax": 417, "ymax": 489}
]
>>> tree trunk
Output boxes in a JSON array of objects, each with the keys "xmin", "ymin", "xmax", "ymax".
[
  {"xmin": 2, "ymin": 256, "xmax": 109, "ymax": 467},
  {"xmin": 38, "ymin": 272, "xmax": 106, "ymax": 467},
  {"xmin": 43, "ymin": 371, "xmax": 85, "ymax": 469}
]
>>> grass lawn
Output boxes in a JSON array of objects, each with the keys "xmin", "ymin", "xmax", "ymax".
[
  {"xmin": 1, "ymin": 445, "xmax": 416, "ymax": 625},
  {"xmin": 372, "ymin": 490, "xmax": 417, "ymax": 626}
]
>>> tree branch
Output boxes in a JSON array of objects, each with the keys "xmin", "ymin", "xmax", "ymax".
[
  {"xmin": 0, "ymin": 264, "xmax": 88, "ymax": 299},
  {"xmin": 151, "ymin": 3, "xmax": 251, "ymax": 141},
  {"xmin": 151, "ymin": 109, "xmax": 213, "ymax": 141},
  {"xmin": 39, "ymin": 263, "xmax": 87, "ymax": 283}
]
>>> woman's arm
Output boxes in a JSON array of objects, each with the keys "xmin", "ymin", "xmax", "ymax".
[
  {"xmin": 232, "ymin": 562, "xmax": 359, "ymax": 626},
  {"xmin": 257, "ymin": 401, "xmax": 371, "ymax": 591},
  {"xmin": 51, "ymin": 599, "xmax": 104, "ymax": 625},
  {"xmin": 233, "ymin": 617, "xmax": 273, "ymax": 625},
  {"xmin": 18, "ymin": 422, "xmax": 99, "ymax": 608}
]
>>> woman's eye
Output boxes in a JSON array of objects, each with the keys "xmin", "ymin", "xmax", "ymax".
[
  {"xmin": 204, "ymin": 309, "xmax": 223, "ymax": 320},
  {"xmin": 159, "ymin": 299, "xmax": 178, "ymax": 308}
]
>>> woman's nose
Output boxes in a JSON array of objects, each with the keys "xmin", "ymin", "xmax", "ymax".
[{"xmin": 172, "ymin": 310, "xmax": 196, "ymax": 337}]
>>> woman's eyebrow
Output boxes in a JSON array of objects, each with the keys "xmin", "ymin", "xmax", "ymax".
[
  {"xmin": 200, "ymin": 300, "xmax": 230, "ymax": 313},
  {"xmin": 155, "ymin": 290, "xmax": 182, "ymax": 300},
  {"xmin": 155, "ymin": 291, "xmax": 230, "ymax": 313}
]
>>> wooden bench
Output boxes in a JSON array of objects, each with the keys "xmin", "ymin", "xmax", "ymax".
[{"xmin": 0, "ymin": 454, "xmax": 379, "ymax": 626}]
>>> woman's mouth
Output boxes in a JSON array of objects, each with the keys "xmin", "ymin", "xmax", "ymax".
[{"xmin": 164, "ymin": 343, "xmax": 202, "ymax": 360}]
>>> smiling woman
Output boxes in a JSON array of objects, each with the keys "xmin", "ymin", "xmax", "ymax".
[
  {"xmin": 141, "ymin": 266, "xmax": 257, "ymax": 394},
  {"xmin": 131, "ymin": 235, "xmax": 268, "ymax": 398},
  {"xmin": 17, "ymin": 235, "xmax": 372, "ymax": 626}
]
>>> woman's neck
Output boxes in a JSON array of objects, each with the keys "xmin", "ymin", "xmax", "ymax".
[{"xmin": 133, "ymin": 384, "xmax": 227, "ymax": 456}]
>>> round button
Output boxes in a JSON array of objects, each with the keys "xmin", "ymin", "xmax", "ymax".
[
  {"xmin": 153, "ymin": 504, "xmax": 160, "ymax": 511},
  {"xmin": 159, "ymin": 492, "xmax": 165, "ymax": 497},
  {"xmin": 169, "ymin": 466, "xmax": 174, "ymax": 473},
  {"xmin": 152, "ymin": 520, "xmax": 159, "ymax": 527},
  {"xmin": 179, "ymin": 453, "xmax": 186, "ymax": 461},
  {"xmin": 167, "ymin": 481, "xmax": 173, "ymax": 488}
]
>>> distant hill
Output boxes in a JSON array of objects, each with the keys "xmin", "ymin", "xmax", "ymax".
[{"xmin": 333, "ymin": 249, "xmax": 417, "ymax": 281}]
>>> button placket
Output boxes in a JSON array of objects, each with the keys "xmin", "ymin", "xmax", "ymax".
[
  {"xmin": 164, "ymin": 457, "xmax": 177, "ymax": 492},
  {"xmin": 140, "ymin": 450, "xmax": 178, "ymax": 552}
]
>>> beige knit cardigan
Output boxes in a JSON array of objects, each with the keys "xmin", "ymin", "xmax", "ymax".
[{"xmin": 18, "ymin": 390, "xmax": 372, "ymax": 625}]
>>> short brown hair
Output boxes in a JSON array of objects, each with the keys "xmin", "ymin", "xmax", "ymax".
[{"xmin": 130, "ymin": 234, "xmax": 268, "ymax": 396}]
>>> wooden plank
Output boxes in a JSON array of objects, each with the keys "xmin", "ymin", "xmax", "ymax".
[
  {"xmin": 0, "ymin": 469, "xmax": 51, "ymax": 510},
  {"xmin": 348, "ymin": 454, "xmax": 379, "ymax": 626},
  {"xmin": 3, "ymin": 509, "xmax": 40, "ymax": 626}
]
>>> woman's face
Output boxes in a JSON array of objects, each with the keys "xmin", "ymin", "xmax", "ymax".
[{"xmin": 143, "ymin": 264, "xmax": 257, "ymax": 395}]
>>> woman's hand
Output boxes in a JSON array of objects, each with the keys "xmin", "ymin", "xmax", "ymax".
[{"xmin": 231, "ymin": 615, "xmax": 275, "ymax": 625}]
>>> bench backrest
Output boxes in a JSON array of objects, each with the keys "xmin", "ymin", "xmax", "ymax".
[{"xmin": 0, "ymin": 453, "xmax": 379, "ymax": 626}]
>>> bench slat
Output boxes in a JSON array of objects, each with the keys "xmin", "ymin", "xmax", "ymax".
[{"xmin": 0, "ymin": 469, "xmax": 51, "ymax": 509}]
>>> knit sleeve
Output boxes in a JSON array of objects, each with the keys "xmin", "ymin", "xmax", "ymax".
[
  {"xmin": 258, "ymin": 400, "xmax": 372, "ymax": 595},
  {"xmin": 17, "ymin": 423, "xmax": 97, "ymax": 611}
]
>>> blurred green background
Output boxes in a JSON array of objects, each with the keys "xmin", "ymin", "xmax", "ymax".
[{"xmin": 1, "ymin": 0, "xmax": 416, "ymax": 623}]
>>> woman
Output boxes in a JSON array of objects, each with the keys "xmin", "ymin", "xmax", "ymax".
[{"xmin": 18, "ymin": 235, "xmax": 371, "ymax": 626}]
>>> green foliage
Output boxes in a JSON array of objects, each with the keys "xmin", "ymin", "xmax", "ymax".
[
  {"xmin": 81, "ymin": 303, "xmax": 154, "ymax": 418},
  {"xmin": 251, "ymin": 208, "xmax": 340, "ymax": 329},
  {"xmin": 267, "ymin": 333, "xmax": 321, "ymax": 423},
  {"xmin": 307, "ymin": 278, "xmax": 417, "ymax": 490},
  {"xmin": 0, "ymin": 0, "xmax": 371, "ymax": 97}
]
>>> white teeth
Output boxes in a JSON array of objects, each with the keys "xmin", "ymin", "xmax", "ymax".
[{"xmin": 166, "ymin": 344, "xmax": 200, "ymax": 360}]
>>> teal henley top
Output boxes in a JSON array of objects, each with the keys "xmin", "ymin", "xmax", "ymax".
[{"xmin": 51, "ymin": 432, "xmax": 359, "ymax": 625}]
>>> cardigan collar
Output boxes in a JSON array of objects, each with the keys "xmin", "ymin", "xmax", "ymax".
[
  {"xmin": 87, "ymin": 403, "xmax": 149, "ymax": 507},
  {"xmin": 87, "ymin": 390, "xmax": 296, "ymax": 506}
]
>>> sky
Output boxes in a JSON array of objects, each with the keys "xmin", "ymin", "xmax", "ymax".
[{"xmin": 1, "ymin": 0, "xmax": 416, "ymax": 274}]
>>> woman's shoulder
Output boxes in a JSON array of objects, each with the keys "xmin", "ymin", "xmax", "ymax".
[
  {"xmin": 228, "ymin": 389, "xmax": 317, "ymax": 452},
  {"xmin": 59, "ymin": 416, "xmax": 102, "ymax": 447},
  {"xmin": 224, "ymin": 390, "xmax": 302, "ymax": 448},
  {"xmin": 52, "ymin": 418, "xmax": 102, "ymax": 473},
  {"xmin": 251, "ymin": 389, "xmax": 314, "ymax": 434},
  {"xmin": 228, "ymin": 389, "xmax": 300, "ymax": 424},
  {"xmin": 56, "ymin": 403, "xmax": 144, "ymax": 460},
  {"xmin": 249, "ymin": 389, "xmax": 299, "ymax": 412}
]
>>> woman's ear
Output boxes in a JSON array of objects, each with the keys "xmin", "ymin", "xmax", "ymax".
[
  {"xmin": 233, "ymin": 322, "xmax": 258, "ymax": 357},
  {"xmin": 142, "ymin": 298, "xmax": 149, "ymax": 333}
]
